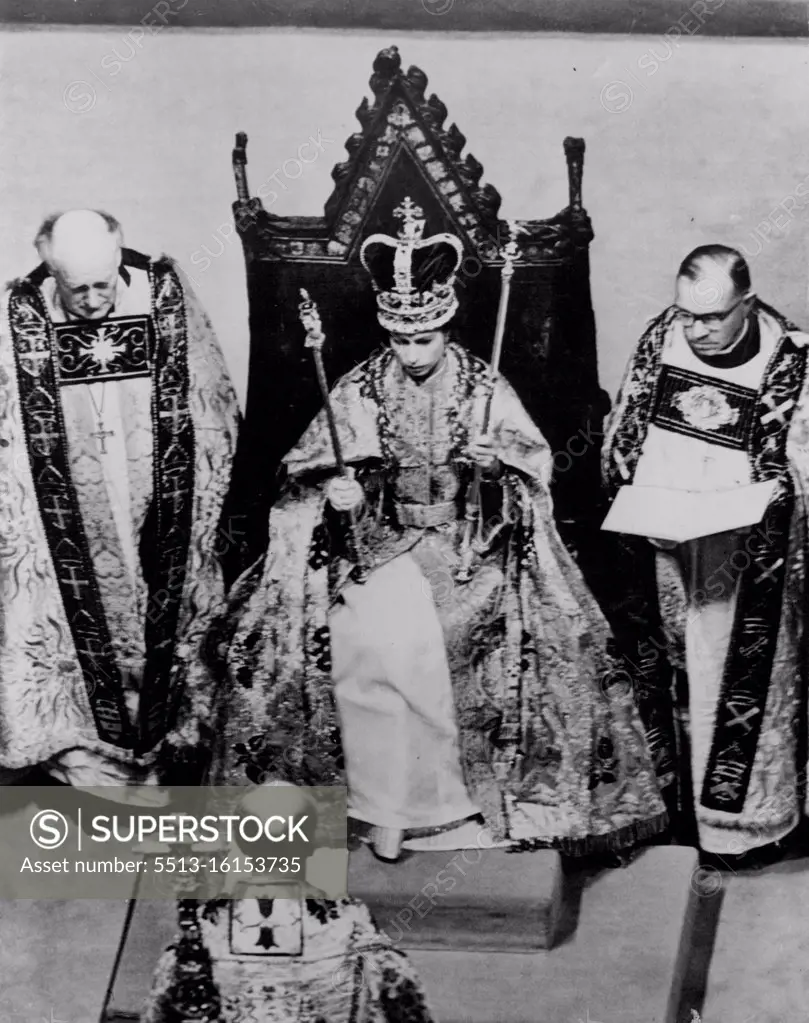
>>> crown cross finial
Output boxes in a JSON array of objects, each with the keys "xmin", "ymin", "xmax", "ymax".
[
  {"xmin": 393, "ymin": 196, "xmax": 425, "ymax": 241},
  {"xmin": 360, "ymin": 194, "xmax": 464, "ymax": 334}
]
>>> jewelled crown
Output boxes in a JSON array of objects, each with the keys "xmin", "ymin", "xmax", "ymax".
[{"xmin": 360, "ymin": 197, "xmax": 464, "ymax": 335}]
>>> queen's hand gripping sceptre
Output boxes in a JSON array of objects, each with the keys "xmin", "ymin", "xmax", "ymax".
[
  {"xmin": 456, "ymin": 222, "xmax": 525, "ymax": 583},
  {"xmin": 298, "ymin": 289, "xmax": 368, "ymax": 583}
]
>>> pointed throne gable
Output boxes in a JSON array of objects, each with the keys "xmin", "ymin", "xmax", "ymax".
[{"xmin": 223, "ymin": 44, "xmax": 610, "ymax": 594}]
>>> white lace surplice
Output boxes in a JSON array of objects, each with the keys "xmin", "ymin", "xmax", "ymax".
[{"xmin": 634, "ymin": 320, "xmax": 795, "ymax": 853}]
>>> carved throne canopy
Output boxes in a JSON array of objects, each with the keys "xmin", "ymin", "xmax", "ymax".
[{"xmin": 226, "ymin": 44, "xmax": 609, "ymax": 575}]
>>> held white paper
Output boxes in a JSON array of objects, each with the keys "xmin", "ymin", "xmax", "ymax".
[{"xmin": 600, "ymin": 480, "xmax": 778, "ymax": 543}]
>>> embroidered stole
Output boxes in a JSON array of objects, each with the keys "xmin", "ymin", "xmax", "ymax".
[
  {"xmin": 8, "ymin": 261, "xmax": 195, "ymax": 753},
  {"xmin": 652, "ymin": 365, "xmax": 758, "ymax": 450}
]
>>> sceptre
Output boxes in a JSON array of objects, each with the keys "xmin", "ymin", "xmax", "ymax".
[
  {"xmin": 456, "ymin": 222, "xmax": 525, "ymax": 583},
  {"xmin": 298, "ymin": 289, "xmax": 368, "ymax": 583}
]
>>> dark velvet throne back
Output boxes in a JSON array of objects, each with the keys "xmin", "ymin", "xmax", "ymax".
[{"xmin": 224, "ymin": 45, "xmax": 612, "ymax": 590}]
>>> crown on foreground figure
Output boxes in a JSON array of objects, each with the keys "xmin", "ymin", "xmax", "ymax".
[{"xmin": 360, "ymin": 197, "xmax": 464, "ymax": 335}]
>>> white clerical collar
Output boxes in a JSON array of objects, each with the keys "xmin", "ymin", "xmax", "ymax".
[{"xmin": 714, "ymin": 317, "xmax": 750, "ymax": 356}]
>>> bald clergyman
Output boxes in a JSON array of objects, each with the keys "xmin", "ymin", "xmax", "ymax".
[
  {"xmin": 0, "ymin": 209, "xmax": 239, "ymax": 790},
  {"xmin": 603, "ymin": 245, "xmax": 809, "ymax": 866}
]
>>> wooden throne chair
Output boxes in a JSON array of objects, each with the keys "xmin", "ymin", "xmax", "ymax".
[{"xmin": 223, "ymin": 44, "xmax": 614, "ymax": 603}]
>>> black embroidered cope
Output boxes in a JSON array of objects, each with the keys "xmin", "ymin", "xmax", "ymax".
[{"xmin": 8, "ymin": 259, "xmax": 195, "ymax": 753}]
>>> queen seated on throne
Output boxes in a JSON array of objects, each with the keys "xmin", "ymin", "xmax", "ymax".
[{"xmin": 215, "ymin": 197, "xmax": 667, "ymax": 862}]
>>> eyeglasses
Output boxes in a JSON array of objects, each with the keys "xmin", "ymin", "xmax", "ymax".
[{"xmin": 673, "ymin": 296, "xmax": 748, "ymax": 331}]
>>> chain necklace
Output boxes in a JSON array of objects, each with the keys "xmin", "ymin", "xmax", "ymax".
[
  {"xmin": 88, "ymin": 382, "xmax": 115, "ymax": 455},
  {"xmin": 363, "ymin": 341, "xmax": 481, "ymax": 468}
]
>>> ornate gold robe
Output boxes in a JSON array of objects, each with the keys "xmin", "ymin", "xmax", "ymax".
[
  {"xmin": 141, "ymin": 895, "xmax": 436, "ymax": 1023},
  {"xmin": 217, "ymin": 341, "xmax": 665, "ymax": 853},
  {"xmin": 0, "ymin": 250, "xmax": 238, "ymax": 786}
]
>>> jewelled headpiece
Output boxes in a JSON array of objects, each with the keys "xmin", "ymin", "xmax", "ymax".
[{"xmin": 360, "ymin": 197, "xmax": 464, "ymax": 335}]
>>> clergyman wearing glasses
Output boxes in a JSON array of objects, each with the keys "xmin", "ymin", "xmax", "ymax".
[{"xmin": 602, "ymin": 245, "xmax": 809, "ymax": 869}]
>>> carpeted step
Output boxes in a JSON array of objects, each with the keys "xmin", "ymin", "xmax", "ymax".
[
  {"xmin": 408, "ymin": 846, "xmax": 700, "ymax": 1023},
  {"xmin": 347, "ymin": 844, "xmax": 564, "ymax": 951},
  {"xmin": 103, "ymin": 847, "xmax": 699, "ymax": 1022},
  {"xmin": 701, "ymin": 858, "xmax": 809, "ymax": 1023}
]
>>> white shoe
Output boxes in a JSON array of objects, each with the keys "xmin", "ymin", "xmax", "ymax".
[{"xmin": 369, "ymin": 826, "xmax": 404, "ymax": 861}]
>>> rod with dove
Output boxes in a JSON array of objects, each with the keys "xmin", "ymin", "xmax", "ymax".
[{"xmin": 456, "ymin": 221, "xmax": 525, "ymax": 583}]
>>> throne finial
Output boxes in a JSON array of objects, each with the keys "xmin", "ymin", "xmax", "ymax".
[
  {"xmin": 370, "ymin": 46, "xmax": 402, "ymax": 98},
  {"xmin": 233, "ymin": 132, "xmax": 250, "ymax": 202},
  {"xmin": 563, "ymin": 137, "xmax": 585, "ymax": 212}
]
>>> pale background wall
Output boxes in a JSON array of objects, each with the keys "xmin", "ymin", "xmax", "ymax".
[{"xmin": 1, "ymin": 27, "xmax": 806, "ymax": 407}]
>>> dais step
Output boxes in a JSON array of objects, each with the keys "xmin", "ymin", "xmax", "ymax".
[
  {"xmin": 409, "ymin": 846, "xmax": 700, "ymax": 1023},
  {"xmin": 702, "ymin": 859, "xmax": 809, "ymax": 1023},
  {"xmin": 347, "ymin": 844, "xmax": 564, "ymax": 952},
  {"xmin": 104, "ymin": 847, "xmax": 699, "ymax": 1023}
]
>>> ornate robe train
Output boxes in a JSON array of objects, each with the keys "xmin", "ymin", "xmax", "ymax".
[
  {"xmin": 0, "ymin": 251, "xmax": 238, "ymax": 785},
  {"xmin": 221, "ymin": 341, "xmax": 666, "ymax": 852},
  {"xmin": 603, "ymin": 303, "xmax": 809, "ymax": 853},
  {"xmin": 141, "ymin": 896, "xmax": 436, "ymax": 1023}
]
